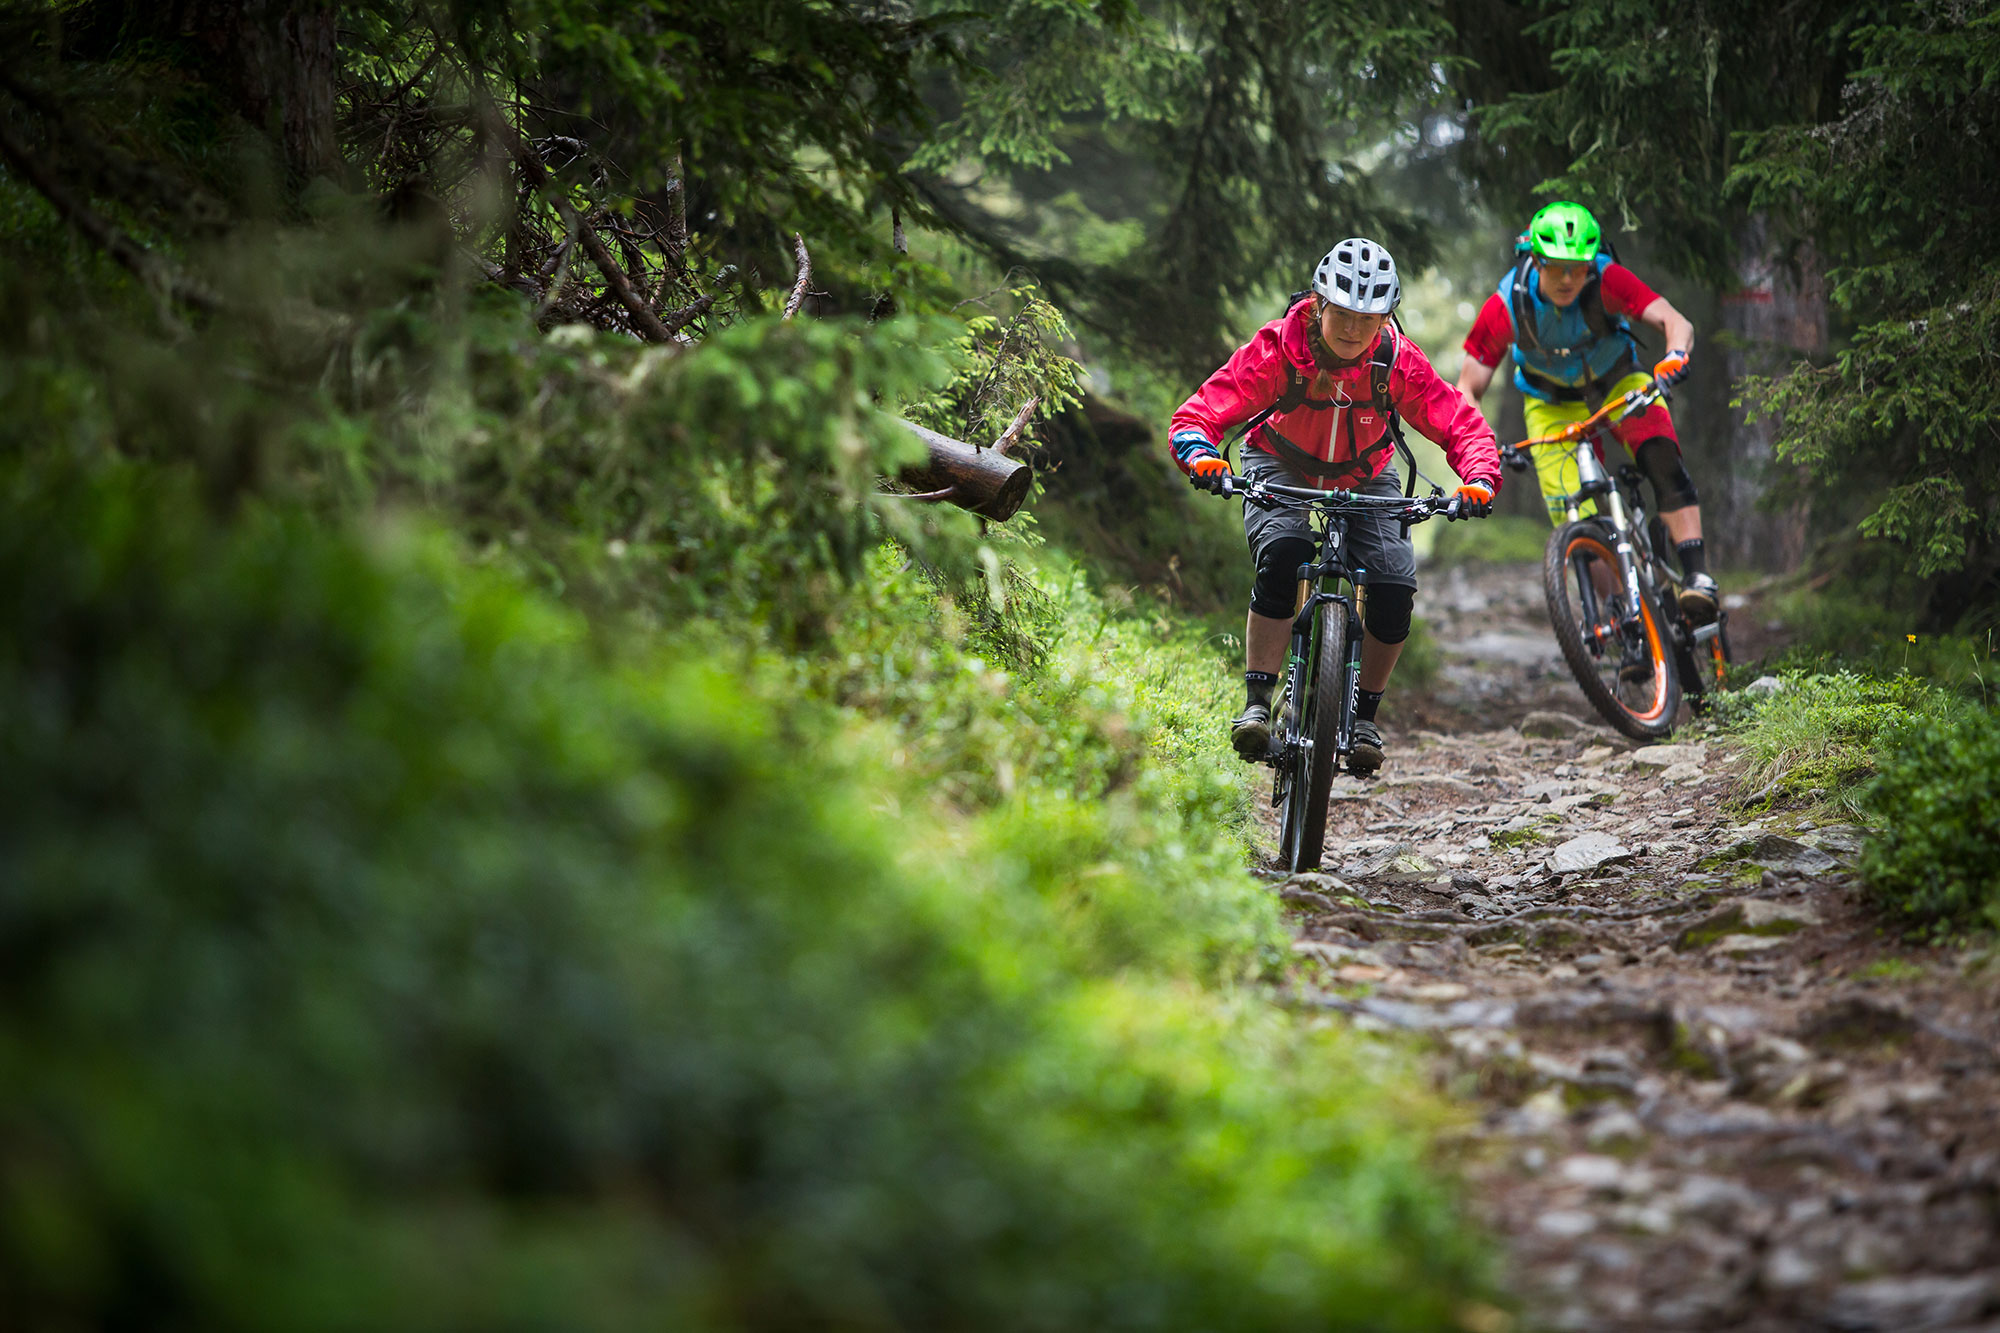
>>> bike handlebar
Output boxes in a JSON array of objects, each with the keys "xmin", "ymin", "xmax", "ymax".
[
  {"xmin": 1198, "ymin": 472, "xmax": 1485, "ymax": 522},
  {"xmin": 1504, "ymin": 375, "xmax": 1674, "ymax": 458}
]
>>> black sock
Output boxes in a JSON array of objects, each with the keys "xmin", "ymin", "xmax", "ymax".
[
  {"xmin": 1355, "ymin": 687, "xmax": 1384, "ymax": 722},
  {"xmin": 1245, "ymin": 671, "xmax": 1278, "ymax": 707},
  {"xmin": 1676, "ymin": 538, "xmax": 1708, "ymax": 581}
]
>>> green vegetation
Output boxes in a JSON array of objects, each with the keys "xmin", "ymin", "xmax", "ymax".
[
  {"xmin": 1, "ymin": 456, "xmax": 1495, "ymax": 1328},
  {"xmin": 0, "ymin": 3, "xmax": 1516, "ymax": 1322},
  {"xmin": 1712, "ymin": 672, "xmax": 1947, "ymax": 811},
  {"xmin": 1854, "ymin": 958, "xmax": 1926, "ymax": 983},
  {"xmin": 1714, "ymin": 667, "xmax": 2000, "ymax": 938},
  {"xmin": 1860, "ymin": 707, "xmax": 2000, "ymax": 938}
]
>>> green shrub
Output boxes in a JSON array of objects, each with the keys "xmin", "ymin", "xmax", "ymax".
[
  {"xmin": 1861, "ymin": 707, "xmax": 2000, "ymax": 936},
  {"xmin": 1711, "ymin": 670, "xmax": 1945, "ymax": 810},
  {"xmin": 0, "ymin": 460, "xmax": 1488, "ymax": 1330}
]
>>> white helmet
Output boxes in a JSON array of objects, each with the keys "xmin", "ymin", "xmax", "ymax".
[{"xmin": 1312, "ymin": 237, "xmax": 1401, "ymax": 315}]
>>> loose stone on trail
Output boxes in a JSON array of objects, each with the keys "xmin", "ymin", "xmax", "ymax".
[
  {"xmin": 1517, "ymin": 709, "xmax": 1588, "ymax": 738},
  {"xmin": 1740, "ymin": 832, "xmax": 1842, "ymax": 876},
  {"xmin": 1675, "ymin": 897, "xmax": 1823, "ymax": 950},
  {"xmin": 1630, "ymin": 742, "xmax": 1706, "ymax": 769},
  {"xmin": 1546, "ymin": 831, "xmax": 1634, "ymax": 874}
]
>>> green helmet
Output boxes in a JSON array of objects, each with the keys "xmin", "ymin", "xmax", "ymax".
[{"xmin": 1527, "ymin": 201, "xmax": 1602, "ymax": 263}]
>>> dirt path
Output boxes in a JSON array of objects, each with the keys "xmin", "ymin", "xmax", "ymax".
[{"xmin": 1267, "ymin": 561, "xmax": 2000, "ymax": 1332}]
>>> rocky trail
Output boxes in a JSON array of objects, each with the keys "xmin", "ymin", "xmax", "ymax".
[{"xmin": 1265, "ymin": 561, "xmax": 2000, "ymax": 1331}]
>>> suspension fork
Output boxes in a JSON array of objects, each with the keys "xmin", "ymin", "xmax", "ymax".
[
  {"xmin": 1602, "ymin": 485, "xmax": 1646, "ymax": 617},
  {"xmin": 1282, "ymin": 527, "xmax": 1357, "ymax": 757}
]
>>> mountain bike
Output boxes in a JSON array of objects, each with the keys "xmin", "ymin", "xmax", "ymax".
[
  {"xmin": 1202, "ymin": 475, "xmax": 1479, "ymax": 871},
  {"xmin": 1502, "ymin": 376, "xmax": 1731, "ymax": 742}
]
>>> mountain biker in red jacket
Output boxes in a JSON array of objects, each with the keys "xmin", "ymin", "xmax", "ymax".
[
  {"xmin": 1169, "ymin": 238, "xmax": 1503, "ymax": 774},
  {"xmin": 1455, "ymin": 201, "xmax": 1720, "ymax": 623}
]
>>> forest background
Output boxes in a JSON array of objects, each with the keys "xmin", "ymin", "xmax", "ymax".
[{"xmin": 2, "ymin": 0, "xmax": 1997, "ymax": 1327}]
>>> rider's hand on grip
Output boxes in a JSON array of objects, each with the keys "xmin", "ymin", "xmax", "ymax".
[
  {"xmin": 1454, "ymin": 480, "xmax": 1495, "ymax": 517},
  {"xmin": 1654, "ymin": 349, "xmax": 1691, "ymax": 385},
  {"xmin": 1501, "ymin": 445, "xmax": 1530, "ymax": 474},
  {"xmin": 1185, "ymin": 451, "xmax": 1233, "ymax": 493}
]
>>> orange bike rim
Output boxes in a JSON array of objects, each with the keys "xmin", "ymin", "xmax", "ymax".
[{"xmin": 1566, "ymin": 533, "xmax": 1671, "ymax": 722}]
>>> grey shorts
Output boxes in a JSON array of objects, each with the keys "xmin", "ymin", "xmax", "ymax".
[{"xmin": 1240, "ymin": 449, "xmax": 1418, "ymax": 588}]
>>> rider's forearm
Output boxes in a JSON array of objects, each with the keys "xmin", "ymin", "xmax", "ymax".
[
  {"xmin": 1455, "ymin": 360, "xmax": 1493, "ymax": 407},
  {"xmin": 1641, "ymin": 297, "xmax": 1694, "ymax": 353}
]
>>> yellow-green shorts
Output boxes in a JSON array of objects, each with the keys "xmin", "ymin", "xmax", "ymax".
[{"xmin": 1522, "ymin": 370, "xmax": 1680, "ymax": 525}]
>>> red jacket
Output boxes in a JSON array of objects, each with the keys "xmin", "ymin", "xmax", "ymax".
[{"xmin": 1170, "ymin": 302, "xmax": 1502, "ymax": 489}]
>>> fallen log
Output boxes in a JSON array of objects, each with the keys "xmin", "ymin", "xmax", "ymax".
[{"xmin": 893, "ymin": 420, "xmax": 1034, "ymax": 521}]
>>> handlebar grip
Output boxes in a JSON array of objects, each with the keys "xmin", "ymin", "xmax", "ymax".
[{"xmin": 1501, "ymin": 446, "xmax": 1529, "ymax": 474}]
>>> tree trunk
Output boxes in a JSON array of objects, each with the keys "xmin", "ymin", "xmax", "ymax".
[
  {"xmin": 1714, "ymin": 214, "xmax": 1827, "ymax": 571},
  {"xmin": 150, "ymin": 0, "xmax": 340, "ymax": 186}
]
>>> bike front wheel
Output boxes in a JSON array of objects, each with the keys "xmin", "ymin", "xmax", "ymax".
[
  {"xmin": 1543, "ymin": 520, "xmax": 1681, "ymax": 741},
  {"xmin": 1278, "ymin": 602, "xmax": 1347, "ymax": 872}
]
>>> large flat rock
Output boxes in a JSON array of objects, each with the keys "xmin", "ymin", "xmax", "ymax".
[
  {"xmin": 1631, "ymin": 742, "xmax": 1707, "ymax": 769},
  {"xmin": 1547, "ymin": 831, "xmax": 1634, "ymax": 874}
]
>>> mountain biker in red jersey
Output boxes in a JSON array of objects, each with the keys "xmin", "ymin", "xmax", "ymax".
[
  {"xmin": 1169, "ymin": 238, "xmax": 1503, "ymax": 775},
  {"xmin": 1454, "ymin": 201, "xmax": 1720, "ymax": 623}
]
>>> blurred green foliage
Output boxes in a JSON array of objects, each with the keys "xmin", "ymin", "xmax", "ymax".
[
  {"xmin": 0, "ymin": 5, "xmax": 1517, "ymax": 1321},
  {"xmin": 1424, "ymin": 515, "xmax": 1548, "ymax": 569},
  {"xmin": 0, "ymin": 455, "xmax": 1488, "ymax": 1329}
]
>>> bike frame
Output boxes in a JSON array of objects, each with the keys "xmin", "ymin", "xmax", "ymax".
[{"xmin": 1516, "ymin": 379, "xmax": 1726, "ymax": 694}]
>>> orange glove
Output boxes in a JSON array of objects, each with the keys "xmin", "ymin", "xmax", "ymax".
[
  {"xmin": 1173, "ymin": 432, "xmax": 1234, "ymax": 490},
  {"xmin": 1186, "ymin": 454, "xmax": 1232, "ymax": 492},
  {"xmin": 1654, "ymin": 349, "xmax": 1691, "ymax": 385},
  {"xmin": 1454, "ymin": 480, "xmax": 1495, "ymax": 516}
]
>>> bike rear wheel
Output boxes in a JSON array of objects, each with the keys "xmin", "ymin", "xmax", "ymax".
[
  {"xmin": 1278, "ymin": 603, "xmax": 1347, "ymax": 872},
  {"xmin": 1543, "ymin": 520, "xmax": 1681, "ymax": 741}
]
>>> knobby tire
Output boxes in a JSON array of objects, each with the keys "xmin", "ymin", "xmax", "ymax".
[{"xmin": 1544, "ymin": 520, "xmax": 1680, "ymax": 741}]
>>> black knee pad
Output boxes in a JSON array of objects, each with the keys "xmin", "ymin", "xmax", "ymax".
[
  {"xmin": 1250, "ymin": 535, "xmax": 1317, "ymax": 619},
  {"xmin": 1363, "ymin": 581, "xmax": 1414, "ymax": 645},
  {"xmin": 1635, "ymin": 437, "xmax": 1699, "ymax": 511}
]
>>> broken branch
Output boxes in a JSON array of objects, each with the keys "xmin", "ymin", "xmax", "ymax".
[
  {"xmin": 659, "ymin": 290, "xmax": 720, "ymax": 339},
  {"xmin": 990, "ymin": 397, "xmax": 1039, "ymax": 455},
  {"xmin": 782, "ymin": 232, "xmax": 811, "ymax": 320}
]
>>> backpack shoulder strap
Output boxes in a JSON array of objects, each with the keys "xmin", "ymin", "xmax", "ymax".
[
  {"xmin": 1506, "ymin": 255, "xmax": 1543, "ymax": 353},
  {"xmin": 1577, "ymin": 254, "xmax": 1613, "ymax": 341},
  {"xmin": 1221, "ymin": 359, "xmax": 1312, "ymax": 455},
  {"xmin": 1369, "ymin": 327, "xmax": 1397, "ymax": 414},
  {"xmin": 1372, "ymin": 325, "xmax": 1420, "ymax": 499}
]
